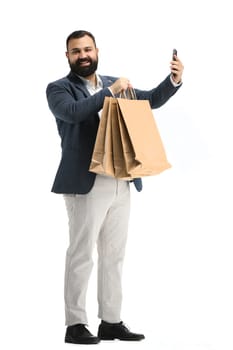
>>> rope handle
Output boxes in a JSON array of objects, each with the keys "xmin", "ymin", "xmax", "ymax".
[{"xmin": 119, "ymin": 87, "xmax": 137, "ymax": 100}]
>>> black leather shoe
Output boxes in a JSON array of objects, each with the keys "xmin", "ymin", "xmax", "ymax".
[
  {"xmin": 98, "ymin": 320, "xmax": 145, "ymax": 341},
  {"xmin": 65, "ymin": 324, "xmax": 100, "ymax": 344}
]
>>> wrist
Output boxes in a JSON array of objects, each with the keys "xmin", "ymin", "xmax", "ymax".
[
  {"xmin": 172, "ymin": 75, "xmax": 180, "ymax": 83},
  {"xmin": 170, "ymin": 74, "xmax": 182, "ymax": 86}
]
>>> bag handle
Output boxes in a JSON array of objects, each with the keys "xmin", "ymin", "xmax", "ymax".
[{"xmin": 119, "ymin": 87, "xmax": 137, "ymax": 100}]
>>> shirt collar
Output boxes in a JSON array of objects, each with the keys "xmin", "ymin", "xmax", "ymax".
[{"xmin": 77, "ymin": 74, "xmax": 103, "ymax": 90}]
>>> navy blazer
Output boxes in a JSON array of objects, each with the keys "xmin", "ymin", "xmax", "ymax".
[{"xmin": 46, "ymin": 72, "xmax": 181, "ymax": 194}]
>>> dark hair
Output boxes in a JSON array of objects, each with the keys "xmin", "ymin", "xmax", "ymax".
[{"xmin": 66, "ymin": 30, "xmax": 96, "ymax": 50}]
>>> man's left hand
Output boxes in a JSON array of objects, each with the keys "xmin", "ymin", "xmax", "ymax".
[{"xmin": 170, "ymin": 55, "xmax": 184, "ymax": 84}]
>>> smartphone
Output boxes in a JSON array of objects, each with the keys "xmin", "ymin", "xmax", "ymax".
[{"xmin": 172, "ymin": 49, "xmax": 177, "ymax": 60}]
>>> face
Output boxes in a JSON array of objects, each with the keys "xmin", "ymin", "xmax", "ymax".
[{"xmin": 66, "ymin": 35, "xmax": 99, "ymax": 78}]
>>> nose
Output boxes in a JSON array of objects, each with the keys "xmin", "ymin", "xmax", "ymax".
[{"xmin": 79, "ymin": 50, "xmax": 88, "ymax": 59}]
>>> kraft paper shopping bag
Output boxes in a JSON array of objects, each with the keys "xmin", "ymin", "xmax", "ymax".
[
  {"xmin": 116, "ymin": 97, "xmax": 171, "ymax": 177},
  {"xmin": 89, "ymin": 93, "xmax": 171, "ymax": 179},
  {"xmin": 89, "ymin": 96, "xmax": 110, "ymax": 175}
]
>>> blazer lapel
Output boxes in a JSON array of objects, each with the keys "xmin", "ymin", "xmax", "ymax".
[
  {"xmin": 100, "ymin": 75, "xmax": 116, "ymax": 89},
  {"xmin": 67, "ymin": 71, "xmax": 90, "ymax": 96}
]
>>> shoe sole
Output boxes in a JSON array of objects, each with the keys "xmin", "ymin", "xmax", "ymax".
[
  {"xmin": 99, "ymin": 336, "xmax": 145, "ymax": 341},
  {"xmin": 65, "ymin": 335, "xmax": 100, "ymax": 344}
]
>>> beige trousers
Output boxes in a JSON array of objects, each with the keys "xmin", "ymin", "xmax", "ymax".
[{"xmin": 63, "ymin": 175, "xmax": 130, "ymax": 326}]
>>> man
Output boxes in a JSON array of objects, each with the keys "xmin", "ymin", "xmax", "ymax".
[{"xmin": 46, "ymin": 30, "xmax": 183, "ymax": 345}]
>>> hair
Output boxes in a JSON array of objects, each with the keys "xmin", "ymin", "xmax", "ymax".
[{"xmin": 66, "ymin": 30, "xmax": 96, "ymax": 50}]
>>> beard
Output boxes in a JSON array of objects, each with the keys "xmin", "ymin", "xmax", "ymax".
[{"xmin": 69, "ymin": 56, "xmax": 98, "ymax": 77}]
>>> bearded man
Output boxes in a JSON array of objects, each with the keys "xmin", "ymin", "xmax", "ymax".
[{"xmin": 46, "ymin": 30, "xmax": 183, "ymax": 345}]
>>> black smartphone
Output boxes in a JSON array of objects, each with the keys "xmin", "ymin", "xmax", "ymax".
[{"xmin": 172, "ymin": 49, "xmax": 177, "ymax": 60}]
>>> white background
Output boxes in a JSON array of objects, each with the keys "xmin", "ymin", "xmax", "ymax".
[{"xmin": 0, "ymin": 1, "xmax": 233, "ymax": 349}]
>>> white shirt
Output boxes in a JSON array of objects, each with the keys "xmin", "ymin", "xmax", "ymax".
[
  {"xmin": 77, "ymin": 74, "xmax": 103, "ymax": 95},
  {"xmin": 77, "ymin": 74, "xmax": 105, "ymax": 118}
]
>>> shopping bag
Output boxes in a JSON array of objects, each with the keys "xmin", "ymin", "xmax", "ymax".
[
  {"xmin": 110, "ymin": 99, "xmax": 130, "ymax": 178},
  {"xmin": 116, "ymin": 96, "xmax": 171, "ymax": 177},
  {"xmin": 89, "ymin": 96, "xmax": 134, "ymax": 179},
  {"xmin": 88, "ymin": 96, "xmax": 113, "ymax": 176},
  {"xmin": 113, "ymin": 99, "xmax": 141, "ymax": 178},
  {"xmin": 89, "ymin": 91, "xmax": 171, "ymax": 179}
]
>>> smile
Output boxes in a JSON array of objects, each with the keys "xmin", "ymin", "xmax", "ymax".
[{"xmin": 79, "ymin": 61, "xmax": 90, "ymax": 66}]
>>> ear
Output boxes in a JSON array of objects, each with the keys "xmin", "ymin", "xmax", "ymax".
[{"xmin": 65, "ymin": 51, "xmax": 69, "ymax": 59}]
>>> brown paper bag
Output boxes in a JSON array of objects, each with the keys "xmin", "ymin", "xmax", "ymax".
[
  {"xmin": 88, "ymin": 97, "xmax": 112, "ymax": 176},
  {"xmin": 116, "ymin": 97, "xmax": 171, "ymax": 177},
  {"xmin": 114, "ymin": 100, "xmax": 141, "ymax": 178},
  {"xmin": 89, "ymin": 97, "xmax": 137, "ymax": 179},
  {"xmin": 89, "ymin": 96, "xmax": 120, "ymax": 177},
  {"xmin": 110, "ymin": 99, "xmax": 129, "ymax": 178},
  {"xmin": 89, "ymin": 94, "xmax": 171, "ymax": 179}
]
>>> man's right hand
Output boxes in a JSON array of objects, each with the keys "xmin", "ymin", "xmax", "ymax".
[{"xmin": 110, "ymin": 78, "xmax": 132, "ymax": 95}]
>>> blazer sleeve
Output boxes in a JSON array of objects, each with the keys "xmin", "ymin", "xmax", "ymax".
[
  {"xmin": 135, "ymin": 75, "xmax": 182, "ymax": 109},
  {"xmin": 46, "ymin": 82, "xmax": 112, "ymax": 124}
]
